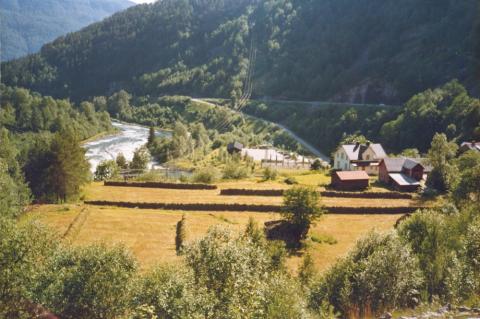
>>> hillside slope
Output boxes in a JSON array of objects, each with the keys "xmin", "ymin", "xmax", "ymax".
[
  {"xmin": 1, "ymin": 0, "xmax": 478, "ymax": 103},
  {"xmin": 0, "ymin": 0, "xmax": 134, "ymax": 61}
]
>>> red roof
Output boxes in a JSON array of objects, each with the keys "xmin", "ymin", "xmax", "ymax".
[{"xmin": 335, "ymin": 171, "xmax": 370, "ymax": 181}]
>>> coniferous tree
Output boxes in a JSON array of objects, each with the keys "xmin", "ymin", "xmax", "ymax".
[
  {"xmin": 175, "ymin": 214, "xmax": 188, "ymax": 254},
  {"xmin": 148, "ymin": 126, "xmax": 156, "ymax": 146},
  {"xmin": 45, "ymin": 132, "xmax": 90, "ymax": 202}
]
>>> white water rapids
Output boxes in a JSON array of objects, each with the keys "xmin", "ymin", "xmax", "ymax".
[{"xmin": 84, "ymin": 121, "xmax": 169, "ymax": 172}]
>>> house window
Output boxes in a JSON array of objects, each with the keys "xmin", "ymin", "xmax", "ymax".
[{"xmin": 365, "ymin": 155, "xmax": 370, "ymax": 160}]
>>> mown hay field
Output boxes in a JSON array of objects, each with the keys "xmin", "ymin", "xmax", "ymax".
[
  {"xmin": 25, "ymin": 202, "xmax": 402, "ymax": 273},
  {"xmin": 85, "ymin": 182, "xmax": 424, "ymax": 208}
]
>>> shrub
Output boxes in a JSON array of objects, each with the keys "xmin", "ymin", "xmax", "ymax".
[
  {"xmin": 397, "ymin": 210, "xmax": 456, "ymax": 301},
  {"xmin": 136, "ymin": 226, "xmax": 307, "ymax": 318},
  {"xmin": 192, "ymin": 167, "xmax": 218, "ymax": 184},
  {"xmin": 310, "ymin": 232, "xmax": 423, "ymax": 317},
  {"xmin": 222, "ymin": 163, "xmax": 249, "ymax": 180},
  {"xmin": 284, "ymin": 176, "xmax": 298, "ymax": 185},
  {"xmin": 132, "ymin": 266, "xmax": 205, "ymax": 319},
  {"xmin": 465, "ymin": 217, "xmax": 480, "ymax": 274},
  {"xmin": 311, "ymin": 159, "xmax": 323, "ymax": 171},
  {"xmin": 262, "ymin": 167, "xmax": 278, "ymax": 181},
  {"xmin": 282, "ymin": 187, "xmax": 324, "ymax": 240},
  {"xmin": 0, "ymin": 218, "xmax": 55, "ymax": 318},
  {"xmin": 0, "ymin": 161, "xmax": 31, "ymax": 218},
  {"xmin": 184, "ymin": 227, "xmax": 308, "ymax": 318},
  {"xmin": 243, "ymin": 217, "xmax": 265, "ymax": 245},
  {"xmin": 133, "ymin": 171, "xmax": 165, "ymax": 182},
  {"xmin": 462, "ymin": 217, "xmax": 480, "ymax": 296},
  {"xmin": 178, "ymin": 174, "xmax": 190, "ymax": 183},
  {"xmin": 311, "ymin": 234, "xmax": 337, "ymax": 245},
  {"xmin": 35, "ymin": 244, "xmax": 137, "ymax": 319},
  {"xmin": 299, "ymin": 253, "xmax": 317, "ymax": 288},
  {"xmin": 93, "ymin": 158, "xmax": 115, "ymax": 179}
]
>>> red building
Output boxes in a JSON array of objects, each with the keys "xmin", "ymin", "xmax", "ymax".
[
  {"xmin": 379, "ymin": 158, "xmax": 431, "ymax": 192},
  {"xmin": 331, "ymin": 171, "xmax": 370, "ymax": 191}
]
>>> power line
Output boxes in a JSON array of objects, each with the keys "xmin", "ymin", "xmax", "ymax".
[{"xmin": 215, "ymin": 40, "xmax": 257, "ymax": 133}]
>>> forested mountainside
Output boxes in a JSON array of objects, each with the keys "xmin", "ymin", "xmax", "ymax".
[
  {"xmin": 1, "ymin": 0, "xmax": 478, "ymax": 104},
  {"xmin": 245, "ymin": 80, "xmax": 480, "ymax": 154},
  {"xmin": 0, "ymin": 0, "xmax": 133, "ymax": 61}
]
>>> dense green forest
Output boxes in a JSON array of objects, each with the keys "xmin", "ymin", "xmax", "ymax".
[
  {"xmin": 1, "ymin": 0, "xmax": 478, "ymax": 103},
  {"xmin": 0, "ymin": 0, "xmax": 133, "ymax": 61},
  {"xmin": 244, "ymin": 81, "xmax": 480, "ymax": 154},
  {"xmin": 0, "ymin": 85, "xmax": 113, "ymax": 204}
]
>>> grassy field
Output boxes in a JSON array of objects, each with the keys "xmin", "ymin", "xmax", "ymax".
[
  {"xmin": 24, "ymin": 203, "xmax": 402, "ymax": 273},
  {"xmin": 85, "ymin": 181, "xmax": 425, "ymax": 208},
  {"xmin": 24, "ymin": 172, "xmax": 426, "ymax": 273}
]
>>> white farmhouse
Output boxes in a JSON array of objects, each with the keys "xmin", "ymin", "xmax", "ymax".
[{"xmin": 333, "ymin": 142, "xmax": 387, "ymax": 175}]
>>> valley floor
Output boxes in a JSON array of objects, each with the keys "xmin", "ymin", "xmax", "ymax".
[
  {"xmin": 23, "ymin": 171, "xmax": 429, "ymax": 273},
  {"xmin": 25, "ymin": 204, "xmax": 402, "ymax": 273}
]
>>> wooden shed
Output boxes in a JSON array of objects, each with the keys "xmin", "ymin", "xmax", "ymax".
[
  {"xmin": 331, "ymin": 171, "xmax": 370, "ymax": 191},
  {"xmin": 227, "ymin": 141, "xmax": 244, "ymax": 154},
  {"xmin": 388, "ymin": 173, "xmax": 421, "ymax": 192}
]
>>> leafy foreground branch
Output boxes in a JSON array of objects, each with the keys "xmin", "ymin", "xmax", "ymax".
[{"xmin": 0, "ymin": 219, "xmax": 310, "ymax": 319}]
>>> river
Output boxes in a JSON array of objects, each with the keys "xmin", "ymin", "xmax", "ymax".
[{"xmin": 84, "ymin": 121, "xmax": 169, "ymax": 172}]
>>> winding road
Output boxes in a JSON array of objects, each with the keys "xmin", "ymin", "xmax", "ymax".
[{"xmin": 192, "ymin": 98, "xmax": 330, "ymax": 164}]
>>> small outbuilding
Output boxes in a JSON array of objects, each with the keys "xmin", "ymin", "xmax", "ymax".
[
  {"xmin": 379, "ymin": 157, "xmax": 430, "ymax": 192},
  {"xmin": 227, "ymin": 141, "xmax": 244, "ymax": 154},
  {"xmin": 388, "ymin": 173, "xmax": 421, "ymax": 192},
  {"xmin": 331, "ymin": 170, "xmax": 370, "ymax": 191}
]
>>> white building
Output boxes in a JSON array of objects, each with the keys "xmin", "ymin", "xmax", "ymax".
[
  {"xmin": 241, "ymin": 148, "xmax": 285, "ymax": 162},
  {"xmin": 333, "ymin": 142, "xmax": 387, "ymax": 175}
]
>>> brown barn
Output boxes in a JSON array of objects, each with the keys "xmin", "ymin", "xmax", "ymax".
[
  {"xmin": 331, "ymin": 171, "xmax": 370, "ymax": 191},
  {"xmin": 379, "ymin": 158, "xmax": 430, "ymax": 192}
]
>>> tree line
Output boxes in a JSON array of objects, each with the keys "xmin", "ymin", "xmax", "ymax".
[{"xmin": 0, "ymin": 85, "xmax": 114, "ymax": 208}]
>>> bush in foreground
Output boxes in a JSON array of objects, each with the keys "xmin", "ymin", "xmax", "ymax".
[
  {"xmin": 310, "ymin": 231, "xmax": 423, "ymax": 318},
  {"xmin": 134, "ymin": 226, "xmax": 309, "ymax": 318},
  {"xmin": 34, "ymin": 244, "xmax": 137, "ymax": 319}
]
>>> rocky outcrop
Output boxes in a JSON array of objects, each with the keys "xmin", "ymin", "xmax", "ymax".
[{"xmin": 331, "ymin": 79, "xmax": 398, "ymax": 104}]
